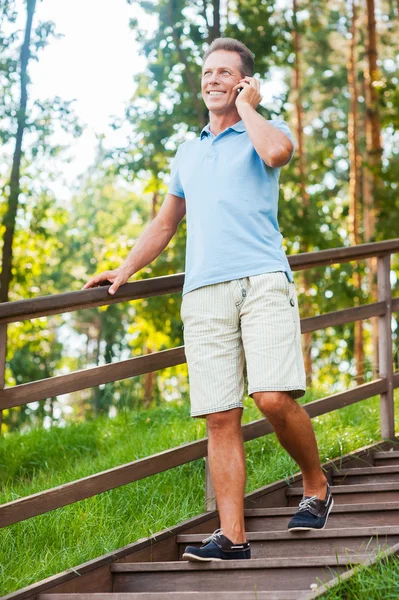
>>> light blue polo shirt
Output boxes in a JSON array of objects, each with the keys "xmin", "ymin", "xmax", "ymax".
[{"xmin": 168, "ymin": 119, "xmax": 295, "ymax": 296}]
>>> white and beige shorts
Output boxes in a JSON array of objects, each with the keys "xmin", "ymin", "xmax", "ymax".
[{"xmin": 181, "ymin": 271, "xmax": 306, "ymax": 418}]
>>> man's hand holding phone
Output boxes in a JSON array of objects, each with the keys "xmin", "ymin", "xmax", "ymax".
[{"xmin": 233, "ymin": 76, "xmax": 262, "ymax": 112}]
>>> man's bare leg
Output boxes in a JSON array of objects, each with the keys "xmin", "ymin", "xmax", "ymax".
[
  {"xmin": 206, "ymin": 407, "xmax": 246, "ymax": 543},
  {"xmin": 252, "ymin": 391, "xmax": 327, "ymax": 498}
]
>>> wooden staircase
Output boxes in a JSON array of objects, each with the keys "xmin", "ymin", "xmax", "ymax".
[{"xmin": 5, "ymin": 440, "xmax": 399, "ymax": 600}]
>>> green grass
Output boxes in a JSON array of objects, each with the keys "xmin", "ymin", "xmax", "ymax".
[
  {"xmin": 320, "ymin": 553, "xmax": 399, "ymax": 599},
  {"xmin": 1, "ymin": 389, "xmax": 399, "ymax": 596}
]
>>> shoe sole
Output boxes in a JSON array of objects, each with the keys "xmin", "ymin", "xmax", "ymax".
[
  {"xmin": 288, "ymin": 497, "xmax": 334, "ymax": 532},
  {"xmin": 182, "ymin": 552, "xmax": 223, "ymax": 562}
]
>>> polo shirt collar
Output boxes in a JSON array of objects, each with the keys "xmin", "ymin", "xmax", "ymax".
[{"xmin": 200, "ymin": 119, "xmax": 246, "ymax": 140}]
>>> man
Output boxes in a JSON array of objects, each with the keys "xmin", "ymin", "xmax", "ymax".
[{"xmin": 83, "ymin": 37, "xmax": 333, "ymax": 562}]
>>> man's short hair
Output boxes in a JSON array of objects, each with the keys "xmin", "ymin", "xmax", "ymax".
[{"xmin": 203, "ymin": 37, "xmax": 254, "ymax": 77}]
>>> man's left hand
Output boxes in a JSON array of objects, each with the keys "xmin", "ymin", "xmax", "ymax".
[{"xmin": 233, "ymin": 76, "xmax": 262, "ymax": 112}]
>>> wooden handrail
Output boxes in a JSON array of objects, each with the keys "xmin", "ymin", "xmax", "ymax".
[
  {"xmin": 0, "ymin": 347, "xmax": 186, "ymax": 411},
  {"xmin": 0, "ymin": 239, "xmax": 398, "ymax": 325},
  {"xmin": 0, "ymin": 378, "xmax": 388, "ymax": 528}
]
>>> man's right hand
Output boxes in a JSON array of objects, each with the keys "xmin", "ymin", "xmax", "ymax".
[{"xmin": 81, "ymin": 267, "xmax": 130, "ymax": 295}]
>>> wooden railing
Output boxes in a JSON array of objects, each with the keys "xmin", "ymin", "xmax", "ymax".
[{"xmin": 0, "ymin": 239, "xmax": 398, "ymax": 527}]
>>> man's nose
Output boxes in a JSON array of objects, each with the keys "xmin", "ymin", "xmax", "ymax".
[{"xmin": 208, "ymin": 73, "xmax": 220, "ymax": 86}]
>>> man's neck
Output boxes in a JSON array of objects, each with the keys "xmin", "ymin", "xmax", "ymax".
[{"xmin": 208, "ymin": 110, "xmax": 242, "ymax": 137}]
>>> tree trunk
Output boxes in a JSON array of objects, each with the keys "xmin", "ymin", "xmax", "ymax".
[
  {"xmin": 151, "ymin": 191, "xmax": 159, "ymax": 220},
  {"xmin": 169, "ymin": 0, "xmax": 206, "ymax": 126},
  {"xmin": 0, "ymin": 0, "xmax": 36, "ymax": 434},
  {"xmin": 0, "ymin": 324, "xmax": 7, "ymax": 435},
  {"xmin": 292, "ymin": 0, "xmax": 312, "ymax": 386},
  {"xmin": 94, "ymin": 319, "xmax": 102, "ymax": 416},
  {"xmin": 0, "ymin": 0, "xmax": 36, "ymax": 304},
  {"xmin": 211, "ymin": 0, "xmax": 220, "ymax": 41},
  {"xmin": 347, "ymin": 0, "xmax": 364, "ymax": 384},
  {"xmin": 363, "ymin": 0, "xmax": 382, "ymax": 378}
]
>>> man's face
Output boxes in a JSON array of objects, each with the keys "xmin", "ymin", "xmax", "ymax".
[{"xmin": 201, "ymin": 50, "xmax": 244, "ymax": 114}]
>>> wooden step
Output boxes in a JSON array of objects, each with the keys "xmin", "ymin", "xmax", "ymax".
[
  {"xmin": 176, "ymin": 526, "xmax": 399, "ymax": 559},
  {"xmin": 332, "ymin": 465, "xmax": 399, "ymax": 485},
  {"xmin": 286, "ymin": 482, "xmax": 399, "ymax": 505},
  {"xmin": 37, "ymin": 593, "xmax": 308, "ymax": 599},
  {"xmin": 111, "ymin": 556, "xmax": 367, "ymax": 593},
  {"xmin": 373, "ymin": 450, "xmax": 399, "ymax": 466},
  {"xmin": 244, "ymin": 502, "xmax": 399, "ymax": 531}
]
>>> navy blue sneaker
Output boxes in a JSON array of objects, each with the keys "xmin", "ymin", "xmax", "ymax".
[
  {"xmin": 182, "ymin": 528, "xmax": 251, "ymax": 562},
  {"xmin": 288, "ymin": 482, "xmax": 334, "ymax": 531}
]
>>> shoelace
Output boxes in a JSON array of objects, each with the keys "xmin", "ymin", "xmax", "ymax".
[
  {"xmin": 202, "ymin": 528, "xmax": 224, "ymax": 544},
  {"xmin": 298, "ymin": 495, "xmax": 318, "ymax": 512}
]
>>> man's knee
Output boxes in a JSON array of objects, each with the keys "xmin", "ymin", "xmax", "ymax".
[
  {"xmin": 206, "ymin": 407, "xmax": 242, "ymax": 432},
  {"xmin": 252, "ymin": 391, "xmax": 296, "ymax": 421}
]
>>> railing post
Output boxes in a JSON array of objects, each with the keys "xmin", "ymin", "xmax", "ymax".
[
  {"xmin": 205, "ymin": 423, "xmax": 217, "ymax": 511},
  {"xmin": 0, "ymin": 323, "xmax": 7, "ymax": 436},
  {"xmin": 377, "ymin": 254, "xmax": 394, "ymax": 438}
]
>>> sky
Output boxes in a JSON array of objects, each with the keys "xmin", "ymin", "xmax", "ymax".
[{"xmin": 22, "ymin": 0, "xmax": 157, "ymax": 198}]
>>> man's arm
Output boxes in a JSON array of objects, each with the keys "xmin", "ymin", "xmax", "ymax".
[
  {"xmin": 120, "ymin": 193, "xmax": 186, "ymax": 277},
  {"xmin": 82, "ymin": 193, "xmax": 186, "ymax": 294},
  {"xmin": 234, "ymin": 77, "xmax": 294, "ymax": 168}
]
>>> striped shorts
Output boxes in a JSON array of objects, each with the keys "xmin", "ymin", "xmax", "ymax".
[{"xmin": 181, "ymin": 271, "xmax": 306, "ymax": 418}]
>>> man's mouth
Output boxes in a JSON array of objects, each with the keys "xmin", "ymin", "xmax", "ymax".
[{"xmin": 207, "ymin": 91, "xmax": 226, "ymax": 96}]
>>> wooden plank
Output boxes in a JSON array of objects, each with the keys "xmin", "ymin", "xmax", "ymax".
[
  {"xmin": 177, "ymin": 525, "xmax": 399, "ymax": 543},
  {"xmin": 0, "ymin": 381, "xmax": 389, "ymax": 528},
  {"xmin": 110, "ymin": 567, "xmax": 349, "ymax": 593},
  {"xmin": 333, "ymin": 472, "xmax": 399, "ymax": 485},
  {"xmin": 0, "ymin": 347, "xmax": 186, "ymax": 410},
  {"xmin": 0, "ymin": 274, "xmax": 185, "ymax": 325},
  {"xmin": 0, "ymin": 322, "xmax": 7, "ymax": 435},
  {"xmin": 111, "ymin": 557, "xmax": 365, "ymax": 593},
  {"xmin": 244, "ymin": 501, "xmax": 399, "ymax": 516},
  {"xmin": 332, "ymin": 464, "xmax": 399, "ymax": 484},
  {"xmin": 334, "ymin": 465, "xmax": 399, "ymax": 476},
  {"xmin": 300, "ymin": 301, "xmax": 386, "ymax": 334},
  {"xmin": 287, "ymin": 482, "xmax": 399, "ymax": 505},
  {"xmin": 245, "ymin": 504, "xmax": 399, "ymax": 532},
  {"xmin": 288, "ymin": 239, "xmax": 399, "ymax": 271},
  {"xmin": 374, "ymin": 450, "xmax": 399, "ymax": 461},
  {"xmin": 378, "ymin": 255, "xmax": 395, "ymax": 438},
  {"xmin": 287, "ymin": 482, "xmax": 399, "ymax": 496},
  {"xmin": 302, "ymin": 379, "xmax": 386, "ymax": 419},
  {"xmin": 36, "ymin": 593, "xmax": 313, "ymax": 599},
  {"xmin": 394, "ymin": 371, "xmax": 399, "ymax": 389},
  {"xmin": 177, "ymin": 532, "xmax": 399, "ymax": 560},
  {"xmin": 111, "ymin": 556, "xmax": 367, "ymax": 571}
]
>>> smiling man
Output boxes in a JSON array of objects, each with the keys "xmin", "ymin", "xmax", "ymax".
[{"xmin": 83, "ymin": 37, "xmax": 333, "ymax": 561}]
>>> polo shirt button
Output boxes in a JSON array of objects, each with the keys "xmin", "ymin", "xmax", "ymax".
[{"xmin": 290, "ymin": 298, "xmax": 295, "ymax": 307}]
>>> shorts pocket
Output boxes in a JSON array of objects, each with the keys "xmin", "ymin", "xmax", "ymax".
[{"xmin": 287, "ymin": 283, "xmax": 299, "ymax": 330}]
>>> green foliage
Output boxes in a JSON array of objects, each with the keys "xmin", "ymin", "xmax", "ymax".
[{"xmin": 321, "ymin": 554, "xmax": 399, "ymax": 599}]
